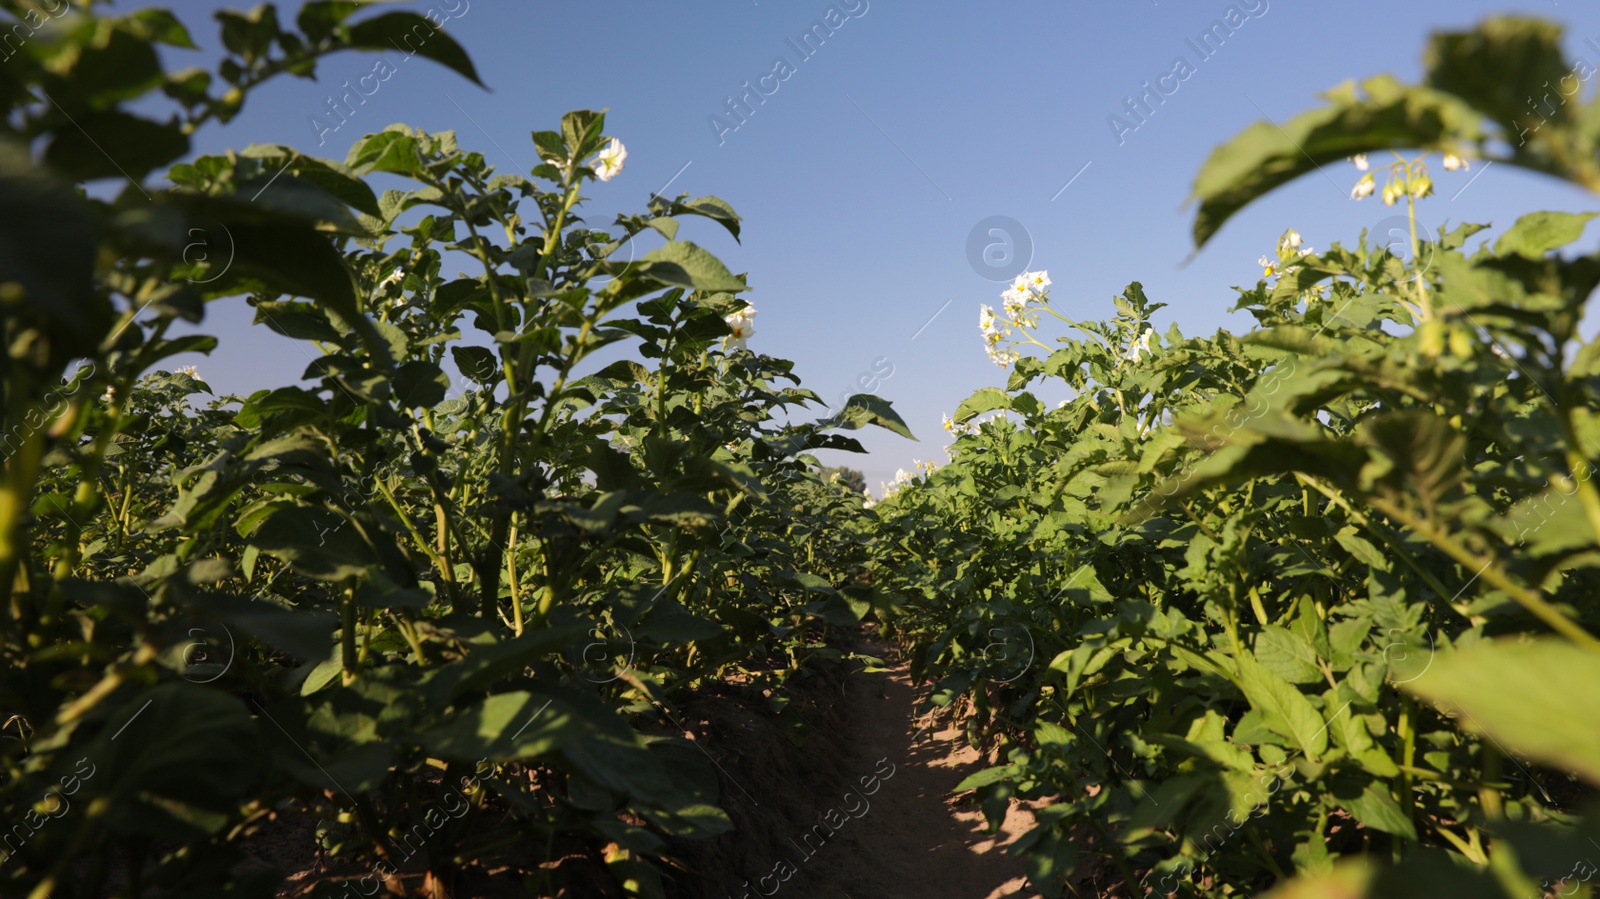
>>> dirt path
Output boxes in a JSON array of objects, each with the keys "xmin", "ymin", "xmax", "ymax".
[{"xmin": 786, "ymin": 639, "xmax": 1042, "ymax": 899}]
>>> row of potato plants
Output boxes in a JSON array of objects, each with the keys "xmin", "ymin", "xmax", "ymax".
[
  {"xmin": 1, "ymin": 2, "xmax": 904, "ymax": 897},
  {"xmin": 865, "ymin": 17, "xmax": 1600, "ymax": 899}
]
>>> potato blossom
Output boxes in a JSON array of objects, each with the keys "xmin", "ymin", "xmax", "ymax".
[
  {"xmin": 594, "ymin": 138, "xmax": 627, "ymax": 182},
  {"xmin": 979, "ymin": 271, "xmax": 1051, "ymax": 368},
  {"xmin": 1126, "ymin": 328, "xmax": 1154, "ymax": 362},
  {"xmin": 724, "ymin": 306, "xmax": 756, "ymax": 351}
]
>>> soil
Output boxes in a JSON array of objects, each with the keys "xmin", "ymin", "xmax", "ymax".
[
  {"xmin": 669, "ymin": 633, "xmax": 1042, "ymax": 899},
  {"xmin": 787, "ymin": 636, "xmax": 1042, "ymax": 899}
]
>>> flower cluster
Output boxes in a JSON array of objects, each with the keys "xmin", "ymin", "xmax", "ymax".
[
  {"xmin": 879, "ymin": 466, "xmax": 915, "ymax": 501},
  {"xmin": 1258, "ymin": 228, "xmax": 1314, "ymax": 279},
  {"xmin": 174, "ymin": 365, "xmax": 200, "ymax": 379},
  {"xmin": 942, "ymin": 413, "xmax": 976, "ymax": 436},
  {"xmin": 724, "ymin": 305, "xmax": 757, "ymax": 351},
  {"xmin": 878, "ymin": 460, "xmax": 939, "ymax": 501},
  {"xmin": 981, "ymin": 270, "xmax": 1052, "ymax": 368},
  {"xmin": 1349, "ymin": 151, "xmax": 1465, "ymax": 205},
  {"xmin": 1125, "ymin": 328, "xmax": 1155, "ymax": 362}
]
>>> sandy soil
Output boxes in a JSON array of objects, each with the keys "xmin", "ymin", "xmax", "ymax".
[{"xmin": 784, "ymin": 639, "xmax": 1042, "ymax": 899}]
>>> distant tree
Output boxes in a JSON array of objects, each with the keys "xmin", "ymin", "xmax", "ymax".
[{"xmin": 821, "ymin": 466, "xmax": 867, "ymax": 495}]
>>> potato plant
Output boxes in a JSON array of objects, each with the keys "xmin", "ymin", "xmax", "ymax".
[
  {"xmin": 0, "ymin": 3, "xmax": 906, "ymax": 896},
  {"xmin": 867, "ymin": 16, "xmax": 1600, "ymax": 899}
]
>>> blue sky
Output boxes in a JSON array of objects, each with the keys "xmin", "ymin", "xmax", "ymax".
[{"xmin": 150, "ymin": 0, "xmax": 1600, "ymax": 492}]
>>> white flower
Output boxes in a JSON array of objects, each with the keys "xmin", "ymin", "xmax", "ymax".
[
  {"xmin": 1442, "ymin": 153, "xmax": 1468, "ymax": 172},
  {"xmin": 379, "ymin": 269, "xmax": 404, "ymax": 289},
  {"xmin": 1350, "ymin": 153, "xmax": 1369, "ymax": 171},
  {"xmin": 1279, "ymin": 230, "xmax": 1302, "ymax": 254},
  {"xmin": 593, "ymin": 138, "xmax": 627, "ymax": 182},
  {"xmin": 1012, "ymin": 270, "xmax": 1051, "ymax": 297},
  {"xmin": 943, "ymin": 412, "xmax": 976, "ymax": 436},
  {"xmin": 1056, "ymin": 399, "xmax": 1068, "ymax": 409},
  {"xmin": 1381, "ymin": 181, "xmax": 1400, "ymax": 206},
  {"xmin": 979, "ymin": 304, "xmax": 1003, "ymax": 338},
  {"xmin": 980, "ymin": 303, "xmax": 1020, "ymax": 367},
  {"xmin": 987, "ymin": 346, "xmax": 1019, "ymax": 368},
  {"xmin": 1351, "ymin": 174, "xmax": 1375, "ymax": 200},
  {"xmin": 1126, "ymin": 328, "xmax": 1154, "ymax": 362},
  {"xmin": 1258, "ymin": 255, "xmax": 1277, "ymax": 278},
  {"xmin": 101, "ymin": 386, "xmax": 115, "ymax": 403},
  {"xmin": 174, "ymin": 365, "xmax": 199, "ymax": 378},
  {"xmin": 724, "ymin": 305, "xmax": 756, "ymax": 351},
  {"xmin": 1001, "ymin": 286, "xmax": 1030, "ymax": 317},
  {"xmin": 894, "ymin": 468, "xmax": 913, "ymax": 485}
]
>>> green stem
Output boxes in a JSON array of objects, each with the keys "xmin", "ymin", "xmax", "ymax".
[
  {"xmin": 1366, "ymin": 495, "xmax": 1600, "ymax": 649},
  {"xmin": 341, "ymin": 582, "xmax": 359, "ymax": 684}
]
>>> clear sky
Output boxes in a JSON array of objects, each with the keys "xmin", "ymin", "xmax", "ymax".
[{"xmin": 149, "ymin": 0, "xmax": 1600, "ymax": 493}]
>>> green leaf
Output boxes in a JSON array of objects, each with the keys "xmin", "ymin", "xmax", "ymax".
[
  {"xmin": 45, "ymin": 111, "xmax": 189, "ymax": 182},
  {"xmin": 255, "ymin": 301, "xmax": 343, "ymax": 343},
  {"xmin": 344, "ymin": 11, "xmax": 485, "ymax": 87},
  {"xmin": 421, "ymin": 627, "xmax": 582, "ymax": 705},
  {"xmin": 419, "ymin": 691, "xmax": 578, "ymax": 762},
  {"xmin": 650, "ymin": 193, "xmax": 742, "ymax": 241},
  {"xmin": 1403, "ymin": 639, "xmax": 1600, "ymax": 785},
  {"xmin": 1023, "ymin": 827, "xmax": 1077, "ymax": 899},
  {"xmin": 826, "ymin": 394, "xmax": 917, "ymax": 441},
  {"xmin": 1334, "ymin": 530, "xmax": 1388, "ymax": 570},
  {"xmin": 1342, "ymin": 782, "xmax": 1417, "ymax": 840},
  {"xmin": 451, "ymin": 345, "xmax": 501, "ymax": 385},
  {"xmin": 82, "ymin": 685, "xmax": 263, "ymax": 840},
  {"xmin": 954, "ymin": 765, "xmax": 1016, "ymax": 792},
  {"xmin": 1499, "ymin": 488, "xmax": 1597, "ymax": 555},
  {"xmin": 249, "ymin": 507, "xmax": 373, "ymax": 581},
  {"xmin": 0, "ymin": 141, "xmax": 108, "ymax": 357},
  {"xmin": 1190, "ymin": 76, "xmax": 1481, "ymax": 247},
  {"xmin": 239, "ymin": 145, "xmax": 382, "ymax": 217},
  {"xmin": 392, "ymin": 360, "xmax": 450, "ymax": 408},
  {"xmin": 217, "ymin": 7, "xmax": 281, "ymax": 61},
  {"xmin": 1236, "ymin": 654, "xmax": 1328, "ymax": 760},
  {"xmin": 1255, "ymin": 625, "xmax": 1324, "ymax": 685},
  {"xmin": 174, "ymin": 591, "xmax": 336, "ymax": 662},
  {"xmin": 1424, "ymin": 17, "xmax": 1571, "ymax": 136},
  {"xmin": 1357, "ymin": 411, "xmax": 1466, "ymax": 509},
  {"xmin": 124, "ymin": 9, "xmax": 198, "ymax": 47},
  {"xmin": 1493, "ymin": 211, "xmax": 1598, "ymax": 259},
  {"xmin": 954, "ymin": 387, "xmax": 1010, "ymax": 422},
  {"xmin": 200, "ymin": 215, "xmax": 363, "ymax": 330},
  {"xmin": 346, "ymin": 130, "xmax": 423, "ymax": 176},
  {"xmin": 47, "ymin": 24, "xmax": 165, "ymax": 110},
  {"xmin": 638, "ymin": 241, "xmax": 746, "ymax": 292}
]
